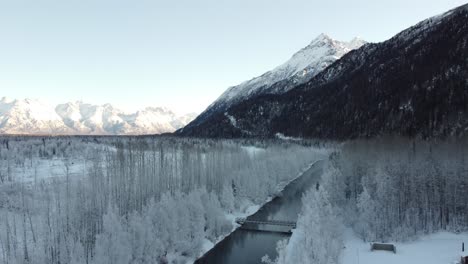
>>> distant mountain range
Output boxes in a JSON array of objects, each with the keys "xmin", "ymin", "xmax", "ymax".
[
  {"xmin": 0, "ymin": 97, "xmax": 196, "ymax": 135},
  {"xmin": 178, "ymin": 4, "xmax": 468, "ymax": 140}
]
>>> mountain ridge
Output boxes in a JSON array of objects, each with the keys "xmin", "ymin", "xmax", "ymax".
[{"xmin": 0, "ymin": 97, "xmax": 196, "ymax": 135}]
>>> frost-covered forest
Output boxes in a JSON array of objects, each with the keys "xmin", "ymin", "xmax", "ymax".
[
  {"xmin": 3, "ymin": 136, "xmax": 466, "ymax": 264},
  {"xmin": 0, "ymin": 136, "xmax": 324, "ymax": 264},
  {"xmin": 271, "ymin": 137, "xmax": 468, "ymax": 264}
]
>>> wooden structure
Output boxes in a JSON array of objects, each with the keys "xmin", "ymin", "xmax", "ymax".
[{"xmin": 370, "ymin": 243, "xmax": 396, "ymax": 254}]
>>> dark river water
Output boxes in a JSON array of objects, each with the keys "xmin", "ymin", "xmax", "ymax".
[{"xmin": 195, "ymin": 160, "xmax": 324, "ymax": 264}]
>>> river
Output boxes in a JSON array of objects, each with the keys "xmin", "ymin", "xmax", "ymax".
[{"xmin": 195, "ymin": 160, "xmax": 324, "ymax": 264}]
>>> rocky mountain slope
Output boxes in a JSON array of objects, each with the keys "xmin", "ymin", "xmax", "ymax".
[
  {"xmin": 178, "ymin": 4, "xmax": 468, "ymax": 140},
  {"xmin": 179, "ymin": 34, "xmax": 365, "ymax": 133},
  {"xmin": 0, "ymin": 97, "xmax": 196, "ymax": 135}
]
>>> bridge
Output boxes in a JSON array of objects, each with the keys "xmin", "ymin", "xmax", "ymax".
[{"xmin": 235, "ymin": 217, "xmax": 296, "ymax": 233}]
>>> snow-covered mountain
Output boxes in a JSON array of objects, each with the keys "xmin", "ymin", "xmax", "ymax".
[
  {"xmin": 216, "ymin": 34, "xmax": 366, "ymax": 105},
  {"xmin": 178, "ymin": 34, "xmax": 366, "ymax": 133},
  {"xmin": 178, "ymin": 3, "xmax": 468, "ymax": 139},
  {"xmin": 0, "ymin": 97, "xmax": 196, "ymax": 135}
]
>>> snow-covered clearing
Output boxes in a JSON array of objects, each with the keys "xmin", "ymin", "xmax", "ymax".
[
  {"xmin": 342, "ymin": 229, "xmax": 468, "ymax": 264},
  {"xmin": 10, "ymin": 157, "xmax": 88, "ymax": 183}
]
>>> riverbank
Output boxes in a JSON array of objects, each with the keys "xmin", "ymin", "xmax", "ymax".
[
  {"xmin": 194, "ymin": 159, "xmax": 325, "ymax": 264},
  {"xmin": 189, "ymin": 160, "xmax": 324, "ymax": 264}
]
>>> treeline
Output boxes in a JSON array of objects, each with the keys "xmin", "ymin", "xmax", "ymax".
[{"xmin": 0, "ymin": 137, "xmax": 323, "ymax": 264}]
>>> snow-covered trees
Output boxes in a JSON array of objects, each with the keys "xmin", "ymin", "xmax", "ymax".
[
  {"xmin": 89, "ymin": 189, "xmax": 229, "ymax": 264},
  {"xmin": 220, "ymin": 184, "xmax": 235, "ymax": 214},
  {"xmin": 356, "ymin": 186, "xmax": 378, "ymax": 241},
  {"xmin": 280, "ymin": 188, "xmax": 343, "ymax": 264},
  {"xmin": 0, "ymin": 136, "xmax": 322, "ymax": 264},
  {"xmin": 93, "ymin": 208, "xmax": 132, "ymax": 264},
  {"xmin": 275, "ymin": 137, "xmax": 468, "ymax": 263},
  {"xmin": 337, "ymin": 138, "xmax": 468, "ymax": 241},
  {"xmin": 343, "ymin": 138, "xmax": 468, "ymax": 238},
  {"xmin": 265, "ymin": 186, "xmax": 343, "ymax": 264}
]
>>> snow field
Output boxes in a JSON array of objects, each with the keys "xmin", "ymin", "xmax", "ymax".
[{"xmin": 342, "ymin": 230, "xmax": 468, "ymax": 264}]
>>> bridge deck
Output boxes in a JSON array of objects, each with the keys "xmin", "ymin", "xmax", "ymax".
[{"xmin": 235, "ymin": 217, "xmax": 297, "ymax": 233}]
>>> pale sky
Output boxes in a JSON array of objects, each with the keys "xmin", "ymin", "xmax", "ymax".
[{"xmin": 0, "ymin": 0, "xmax": 466, "ymax": 114}]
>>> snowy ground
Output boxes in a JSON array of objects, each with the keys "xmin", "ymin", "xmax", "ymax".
[
  {"xmin": 10, "ymin": 158, "xmax": 87, "ymax": 183},
  {"xmin": 342, "ymin": 229, "xmax": 468, "ymax": 264}
]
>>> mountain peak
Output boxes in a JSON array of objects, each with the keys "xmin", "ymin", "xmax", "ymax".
[
  {"xmin": 312, "ymin": 33, "xmax": 333, "ymax": 43},
  {"xmin": 0, "ymin": 96, "xmax": 14, "ymax": 104},
  {"xmin": 347, "ymin": 37, "xmax": 367, "ymax": 49},
  {"xmin": 142, "ymin": 106, "xmax": 171, "ymax": 113},
  {"xmin": 306, "ymin": 34, "xmax": 366, "ymax": 51}
]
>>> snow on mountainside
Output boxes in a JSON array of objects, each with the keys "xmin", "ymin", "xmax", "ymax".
[
  {"xmin": 0, "ymin": 97, "xmax": 196, "ymax": 135},
  {"xmin": 178, "ymin": 34, "xmax": 366, "ymax": 133},
  {"xmin": 178, "ymin": 3, "xmax": 468, "ymax": 139},
  {"xmin": 213, "ymin": 34, "xmax": 366, "ymax": 107}
]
